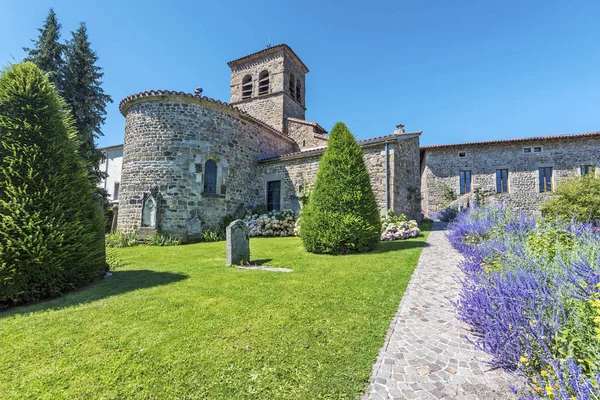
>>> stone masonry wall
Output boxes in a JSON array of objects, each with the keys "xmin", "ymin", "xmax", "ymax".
[
  {"xmin": 285, "ymin": 119, "xmax": 329, "ymax": 149},
  {"xmin": 394, "ymin": 136, "xmax": 422, "ymax": 219},
  {"xmin": 117, "ymin": 96, "xmax": 297, "ymax": 239},
  {"xmin": 257, "ymin": 136, "xmax": 422, "ymax": 219},
  {"xmin": 421, "ymin": 136, "xmax": 600, "ymax": 216}
]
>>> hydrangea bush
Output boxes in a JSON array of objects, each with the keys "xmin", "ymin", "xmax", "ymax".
[
  {"xmin": 448, "ymin": 205, "xmax": 600, "ymax": 399},
  {"xmin": 380, "ymin": 210, "xmax": 420, "ymax": 241},
  {"xmin": 243, "ymin": 210, "xmax": 297, "ymax": 237}
]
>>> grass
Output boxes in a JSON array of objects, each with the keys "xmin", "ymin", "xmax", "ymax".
[{"xmin": 0, "ymin": 224, "xmax": 431, "ymax": 399}]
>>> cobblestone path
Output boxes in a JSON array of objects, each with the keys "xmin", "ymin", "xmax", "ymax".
[{"xmin": 364, "ymin": 222, "xmax": 521, "ymax": 399}]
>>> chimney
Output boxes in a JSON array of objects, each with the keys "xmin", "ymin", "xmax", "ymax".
[
  {"xmin": 194, "ymin": 87, "xmax": 203, "ymax": 96},
  {"xmin": 395, "ymin": 124, "xmax": 405, "ymax": 134}
]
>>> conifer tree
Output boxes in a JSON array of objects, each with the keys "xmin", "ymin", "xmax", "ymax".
[
  {"xmin": 300, "ymin": 122, "xmax": 381, "ymax": 254},
  {"xmin": 61, "ymin": 23, "xmax": 113, "ymax": 183},
  {"xmin": 23, "ymin": 8, "xmax": 64, "ymax": 89},
  {"xmin": 0, "ymin": 63, "xmax": 106, "ymax": 307}
]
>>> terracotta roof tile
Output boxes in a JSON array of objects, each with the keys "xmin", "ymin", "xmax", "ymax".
[{"xmin": 421, "ymin": 131, "xmax": 600, "ymax": 150}]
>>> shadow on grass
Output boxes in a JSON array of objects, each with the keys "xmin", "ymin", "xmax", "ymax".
[
  {"xmin": 0, "ymin": 269, "xmax": 188, "ymax": 319},
  {"xmin": 250, "ymin": 259, "xmax": 273, "ymax": 265}
]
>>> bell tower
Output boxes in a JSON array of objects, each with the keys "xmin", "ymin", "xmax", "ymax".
[{"xmin": 228, "ymin": 44, "xmax": 308, "ymax": 132}]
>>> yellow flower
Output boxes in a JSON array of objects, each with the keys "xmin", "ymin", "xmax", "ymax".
[
  {"xmin": 540, "ymin": 370, "xmax": 549, "ymax": 377},
  {"xmin": 545, "ymin": 385, "xmax": 554, "ymax": 396},
  {"xmin": 535, "ymin": 387, "xmax": 542, "ymax": 393},
  {"xmin": 519, "ymin": 357, "xmax": 528, "ymax": 363}
]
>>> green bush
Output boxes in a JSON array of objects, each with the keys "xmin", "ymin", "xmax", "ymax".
[
  {"xmin": 0, "ymin": 63, "xmax": 106, "ymax": 307},
  {"xmin": 105, "ymin": 231, "xmax": 137, "ymax": 248},
  {"xmin": 145, "ymin": 233, "xmax": 181, "ymax": 246},
  {"xmin": 541, "ymin": 174, "xmax": 600, "ymax": 223},
  {"xmin": 301, "ymin": 122, "xmax": 380, "ymax": 254}
]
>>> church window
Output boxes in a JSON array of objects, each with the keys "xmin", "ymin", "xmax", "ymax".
[
  {"xmin": 289, "ymin": 74, "xmax": 295, "ymax": 96},
  {"xmin": 113, "ymin": 182, "xmax": 120, "ymax": 200},
  {"xmin": 204, "ymin": 159, "xmax": 217, "ymax": 194},
  {"xmin": 539, "ymin": 167, "xmax": 552, "ymax": 192},
  {"xmin": 258, "ymin": 71, "xmax": 270, "ymax": 95},
  {"xmin": 496, "ymin": 169, "xmax": 508, "ymax": 193},
  {"xmin": 266, "ymin": 180, "xmax": 281, "ymax": 211},
  {"xmin": 242, "ymin": 75, "xmax": 252, "ymax": 99},
  {"xmin": 459, "ymin": 170, "xmax": 471, "ymax": 194},
  {"xmin": 296, "ymin": 79, "xmax": 302, "ymax": 102}
]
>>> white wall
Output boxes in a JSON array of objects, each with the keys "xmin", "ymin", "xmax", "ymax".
[{"xmin": 98, "ymin": 146, "xmax": 123, "ymax": 204}]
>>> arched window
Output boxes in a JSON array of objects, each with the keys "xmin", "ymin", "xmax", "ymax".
[
  {"xmin": 289, "ymin": 73, "xmax": 295, "ymax": 96},
  {"xmin": 241, "ymin": 75, "xmax": 252, "ymax": 99},
  {"xmin": 258, "ymin": 70, "xmax": 269, "ymax": 95},
  {"xmin": 295, "ymin": 79, "xmax": 302, "ymax": 103},
  {"xmin": 204, "ymin": 159, "xmax": 217, "ymax": 194}
]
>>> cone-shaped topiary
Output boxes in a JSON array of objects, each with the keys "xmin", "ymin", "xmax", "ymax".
[
  {"xmin": 300, "ymin": 122, "xmax": 381, "ymax": 254},
  {"xmin": 0, "ymin": 62, "xmax": 106, "ymax": 307}
]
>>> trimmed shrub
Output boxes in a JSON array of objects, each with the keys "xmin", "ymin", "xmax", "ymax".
[
  {"xmin": 0, "ymin": 62, "xmax": 106, "ymax": 307},
  {"xmin": 541, "ymin": 174, "xmax": 600, "ymax": 224},
  {"xmin": 301, "ymin": 122, "xmax": 380, "ymax": 254}
]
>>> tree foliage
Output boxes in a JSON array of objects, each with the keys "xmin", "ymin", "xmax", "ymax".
[
  {"xmin": 0, "ymin": 63, "xmax": 106, "ymax": 307},
  {"xmin": 62, "ymin": 23, "xmax": 113, "ymax": 183},
  {"xmin": 23, "ymin": 8, "xmax": 64, "ymax": 90},
  {"xmin": 541, "ymin": 173, "xmax": 600, "ymax": 223},
  {"xmin": 300, "ymin": 122, "xmax": 381, "ymax": 254}
]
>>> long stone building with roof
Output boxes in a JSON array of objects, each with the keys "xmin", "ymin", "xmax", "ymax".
[{"xmin": 100, "ymin": 44, "xmax": 600, "ymax": 240}]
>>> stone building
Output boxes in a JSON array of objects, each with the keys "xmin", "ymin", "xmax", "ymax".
[
  {"xmin": 111, "ymin": 44, "xmax": 422, "ymax": 240},
  {"xmin": 420, "ymin": 132, "xmax": 600, "ymax": 216},
  {"xmin": 100, "ymin": 44, "xmax": 599, "ymax": 239}
]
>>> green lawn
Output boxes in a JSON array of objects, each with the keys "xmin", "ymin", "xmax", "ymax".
[{"xmin": 0, "ymin": 226, "xmax": 430, "ymax": 399}]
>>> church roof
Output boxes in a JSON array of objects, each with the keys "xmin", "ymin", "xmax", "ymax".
[
  {"xmin": 286, "ymin": 117, "xmax": 328, "ymax": 134},
  {"xmin": 259, "ymin": 131, "xmax": 422, "ymax": 163},
  {"xmin": 227, "ymin": 44, "xmax": 309, "ymax": 73},
  {"xmin": 421, "ymin": 131, "xmax": 600, "ymax": 150},
  {"xmin": 119, "ymin": 90, "xmax": 296, "ymax": 145}
]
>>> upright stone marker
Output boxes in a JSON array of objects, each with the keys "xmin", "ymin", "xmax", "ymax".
[{"xmin": 226, "ymin": 220, "xmax": 250, "ymax": 265}]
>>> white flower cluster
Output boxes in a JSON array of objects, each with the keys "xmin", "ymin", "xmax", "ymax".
[
  {"xmin": 243, "ymin": 210, "xmax": 297, "ymax": 237},
  {"xmin": 380, "ymin": 210, "xmax": 420, "ymax": 241}
]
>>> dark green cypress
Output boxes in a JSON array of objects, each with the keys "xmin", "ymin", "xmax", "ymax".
[
  {"xmin": 23, "ymin": 8, "xmax": 65, "ymax": 90},
  {"xmin": 61, "ymin": 23, "xmax": 113, "ymax": 184},
  {"xmin": 0, "ymin": 63, "xmax": 106, "ymax": 307},
  {"xmin": 300, "ymin": 122, "xmax": 381, "ymax": 254}
]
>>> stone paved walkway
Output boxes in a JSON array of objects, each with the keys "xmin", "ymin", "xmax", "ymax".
[{"xmin": 364, "ymin": 222, "xmax": 521, "ymax": 399}]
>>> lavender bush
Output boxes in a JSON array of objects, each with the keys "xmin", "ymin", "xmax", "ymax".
[{"xmin": 448, "ymin": 205, "xmax": 600, "ymax": 399}]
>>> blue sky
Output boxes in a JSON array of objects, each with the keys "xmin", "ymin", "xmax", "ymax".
[{"xmin": 1, "ymin": 0, "xmax": 599, "ymax": 147}]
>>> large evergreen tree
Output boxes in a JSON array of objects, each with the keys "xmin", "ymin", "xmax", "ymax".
[
  {"xmin": 61, "ymin": 23, "xmax": 113, "ymax": 183},
  {"xmin": 300, "ymin": 122, "xmax": 381, "ymax": 254},
  {"xmin": 0, "ymin": 63, "xmax": 106, "ymax": 307},
  {"xmin": 23, "ymin": 8, "xmax": 64, "ymax": 89}
]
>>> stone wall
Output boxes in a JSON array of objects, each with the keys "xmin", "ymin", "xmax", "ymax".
[
  {"xmin": 117, "ymin": 95, "xmax": 297, "ymax": 239},
  {"xmin": 285, "ymin": 119, "xmax": 328, "ymax": 149},
  {"xmin": 421, "ymin": 136, "xmax": 600, "ymax": 216},
  {"xmin": 257, "ymin": 135, "xmax": 422, "ymax": 219}
]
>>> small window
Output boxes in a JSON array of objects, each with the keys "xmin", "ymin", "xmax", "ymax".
[
  {"xmin": 258, "ymin": 71, "xmax": 269, "ymax": 95},
  {"xmin": 266, "ymin": 180, "xmax": 281, "ymax": 211},
  {"xmin": 458, "ymin": 152, "xmax": 466, "ymax": 158},
  {"xmin": 496, "ymin": 169, "xmax": 508, "ymax": 193},
  {"xmin": 289, "ymin": 73, "xmax": 295, "ymax": 96},
  {"xmin": 539, "ymin": 167, "xmax": 552, "ymax": 192},
  {"xmin": 241, "ymin": 75, "xmax": 252, "ymax": 99},
  {"xmin": 581, "ymin": 164, "xmax": 595, "ymax": 176},
  {"xmin": 295, "ymin": 79, "xmax": 301, "ymax": 103},
  {"xmin": 204, "ymin": 159, "xmax": 217, "ymax": 194},
  {"xmin": 533, "ymin": 146, "xmax": 542, "ymax": 153},
  {"xmin": 302, "ymin": 140, "xmax": 306, "ymax": 147},
  {"xmin": 113, "ymin": 182, "xmax": 120, "ymax": 200},
  {"xmin": 459, "ymin": 171, "xmax": 471, "ymax": 194},
  {"xmin": 523, "ymin": 147, "xmax": 532, "ymax": 153}
]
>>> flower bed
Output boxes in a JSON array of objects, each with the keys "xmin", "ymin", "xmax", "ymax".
[
  {"xmin": 380, "ymin": 210, "xmax": 420, "ymax": 241},
  {"xmin": 448, "ymin": 205, "xmax": 600, "ymax": 399},
  {"xmin": 243, "ymin": 210, "xmax": 297, "ymax": 237}
]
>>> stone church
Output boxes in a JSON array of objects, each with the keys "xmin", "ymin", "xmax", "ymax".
[{"xmin": 102, "ymin": 44, "xmax": 600, "ymax": 241}]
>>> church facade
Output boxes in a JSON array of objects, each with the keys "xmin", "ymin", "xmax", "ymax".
[{"xmin": 101, "ymin": 44, "xmax": 600, "ymax": 241}]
